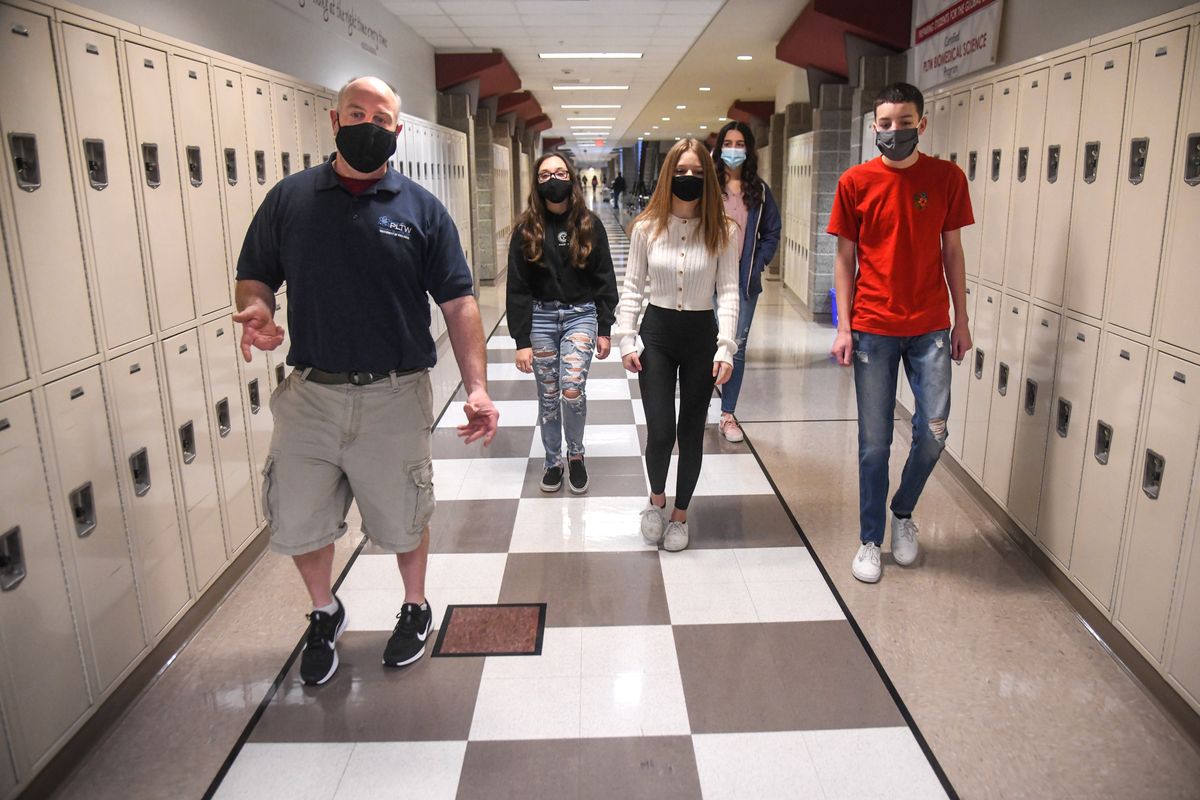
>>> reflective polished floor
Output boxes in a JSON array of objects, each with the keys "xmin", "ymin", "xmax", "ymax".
[{"xmin": 52, "ymin": 202, "xmax": 1200, "ymax": 799}]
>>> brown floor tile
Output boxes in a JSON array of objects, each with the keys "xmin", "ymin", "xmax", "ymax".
[
  {"xmin": 362, "ymin": 499, "xmax": 518, "ymax": 555},
  {"xmin": 521, "ymin": 456, "xmax": 648, "ymax": 498},
  {"xmin": 588, "ymin": 360, "xmax": 632, "ymax": 379},
  {"xmin": 487, "ymin": 348, "xmax": 516, "ymax": 363},
  {"xmin": 433, "ymin": 604, "xmax": 545, "ymax": 656},
  {"xmin": 433, "ymin": 426, "xmax": 535, "ymax": 459},
  {"xmin": 580, "ymin": 399, "xmax": 636, "ymax": 425},
  {"xmin": 684, "ymin": 495, "xmax": 802, "ymax": 549},
  {"xmin": 248, "ymin": 632, "xmax": 484, "ymax": 743},
  {"xmin": 499, "ymin": 552, "xmax": 670, "ymax": 627},
  {"xmin": 454, "ymin": 381, "xmax": 532, "ymax": 401},
  {"xmin": 673, "ymin": 622, "xmax": 904, "ymax": 733}
]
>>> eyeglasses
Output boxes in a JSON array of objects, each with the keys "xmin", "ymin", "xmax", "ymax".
[{"xmin": 538, "ymin": 169, "xmax": 571, "ymax": 182}]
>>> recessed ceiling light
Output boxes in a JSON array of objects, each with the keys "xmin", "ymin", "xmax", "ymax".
[
  {"xmin": 736, "ymin": 55, "xmax": 753, "ymax": 61},
  {"xmin": 661, "ymin": 117, "xmax": 670, "ymax": 121},
  {"xmin": 553, "ymin": 85, "xmax": 628, "ymax": 91},
  {"xmin": 699, "ymin": 125, "xmax": 707, "ymax": 130},
  {"xmin": 643, "ymin": 131, "xmax": 651, "ymax": 135},
  {"xmin": 561, "ymin": 104, "xmax": 622, "ymax": 109},
  {"xmin": 718, "ymin": 116, "xmax": 728, "ymax": 121},
  {"xmin": 699, "ymin": 87, "xmax": 711, "ymax": 92},
  {"xmin": 539, "ymin": 52, "xmax": 642, "ymax": 59},
  {"xmin": 652, "ymin": 125, "xmax": 659, "ymax": 129},
  {"xmin": 637, "ymin": 136, "xmax": 643, "ymax": 140},
  {"xmin": 570, "ymin": 116, "xmax": 616, "ymax": 121},
  {"xmin": 674, "ymin": 137, "xmax": 681, "ymax": 141},
  {"xmin": 676, "ymin": 105, "xmax": 686, "ymax": 109},
  {"xmin": 570, "ymin": 125, "xmax": 612, "ymax": 129}
]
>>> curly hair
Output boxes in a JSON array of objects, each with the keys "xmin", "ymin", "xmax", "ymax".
[
  {"xmin": 517, "ymin": 153, "xmax": 594, "ymax": 269},
  {"xmin": 712, "ymin": 121, "xmax": 764, "ymax": 212}
]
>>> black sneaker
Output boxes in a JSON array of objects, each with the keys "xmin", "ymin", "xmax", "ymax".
[
  {"xmin": 382, "ymin": 599, "xmax": 433, "ymax": 668},
  {"xmin": 299, "ymin": 596, "xmax": 347, "ymax": 686},
  {"xmin": 568, "ymin": 457, "xmax": 589, "ymax": 493},
  {"xmin": 540, "ymin": 464, "xmax": 563, "ymax": 492}
]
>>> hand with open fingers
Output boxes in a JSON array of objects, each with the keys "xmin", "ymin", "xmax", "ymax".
[
  {"xmin": 951, "ymin": 321, "xmax": 973, "ymax": 363},
  {"xmin": 713, "ymin": 361, "xmax": 733, "ymax": 386},
  {"xmin": 596, "ymin": 336, "xmax": 611, "ymax": 360},
  {"xmin": 515, "ymin": 347, "xmax": 533, "ymax": 374},
  {"xmin": 231, "ymin": 304, "xmax": 284, "ymax": 362},
  {"xmin": 458, "ymin": 390, "xmax": 499, "ymax": 446},
  {"xmin": 831, "ymin": 330, "xmax": 853, "ymax": 366},
  {"xmin": 622, "ymin": 352, "xmax": 642, "ymax": 373}
]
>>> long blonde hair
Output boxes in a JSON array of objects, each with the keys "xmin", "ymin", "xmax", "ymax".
[{"xmin": 634, "ymin": 137, "xmax": 730, "ymax": 255}]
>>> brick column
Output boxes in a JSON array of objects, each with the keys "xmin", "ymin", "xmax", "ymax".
[{"xmin": 807, "ymin": 84, "xmax": 853, "ymax": 318}]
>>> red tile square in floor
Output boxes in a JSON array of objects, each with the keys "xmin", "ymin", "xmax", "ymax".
[{"xmin": 431, "ymin": 603, "xmax": 547, "ymax": 657}]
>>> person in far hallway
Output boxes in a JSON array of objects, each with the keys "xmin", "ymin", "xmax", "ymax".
[
  {"xmin": 828, "ymin": 82, "xmax": 973, "ymax": 584},
  {"xmin": 611, "ymin": 173, "xmax": 627, "ymax": 211},
  {"xmin": 590, "ymin": 174, "xmax": 599, "ymax": 195},
  {"xmin": 711, "ymin": 121, "xmax": 781, "ymax": 443}
]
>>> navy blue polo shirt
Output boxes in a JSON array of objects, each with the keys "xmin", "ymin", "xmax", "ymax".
[{"xmin": 235, "ymin": 161, "xmax": 474, "ymax": 372}]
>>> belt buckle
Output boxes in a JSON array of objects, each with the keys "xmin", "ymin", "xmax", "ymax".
[{"xmin": 348, "ymin": 371, "xmax": 365, "ymax": 386}]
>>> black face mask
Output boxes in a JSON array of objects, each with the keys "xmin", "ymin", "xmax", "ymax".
[
  {"xmin": 671, "ymin": 174, "xmax": 704, "ymax": 202},
  {"xmin": 537, "ymin": 177, "xmax": 573, "ymax": 205},
  {"xmin": 335, "ymin": 121, "xmax": 397, "ymax": 173},
  {"xmin": 876, "ymin": 127, "xmax": 920, "ymax": 161}
]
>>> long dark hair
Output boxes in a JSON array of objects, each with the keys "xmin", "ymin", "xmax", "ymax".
[
  {"xmin": 518, "ymin": 153, "xmax": 594, "ymax": 269},
  {"xmin": 712, "ymin": 121, "xmax": 764, "ymax": 211}
]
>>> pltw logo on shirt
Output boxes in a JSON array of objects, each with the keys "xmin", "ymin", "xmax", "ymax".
[
  {"xmin": 556, "ymin": 230, "xmax": 569, "ymax": 247},
  {"xmin": 378, "ymin": 215, "xmax": 413, "ymax": 239},
  {"xmin": 913, "ymin": 192, "xmax": 929, "ymax": 211}
]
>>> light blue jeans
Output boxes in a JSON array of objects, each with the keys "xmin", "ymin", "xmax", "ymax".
[
  {"xmin": 530, "ymin": 301, "xmax": 597, "ymax": 468},
  {"xmin": 852, "ymin": 329, "xmax": 952, "ymax": 545}
]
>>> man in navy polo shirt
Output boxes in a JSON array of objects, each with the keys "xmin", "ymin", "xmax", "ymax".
[{"xmin": 233, "ymin": 76, "xmax": 498, "ymax": 686}]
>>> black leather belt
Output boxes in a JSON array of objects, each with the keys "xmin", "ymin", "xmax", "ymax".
[{"xmin": 300, "ymin": 366, "xmax": 424, "ymax": 385}]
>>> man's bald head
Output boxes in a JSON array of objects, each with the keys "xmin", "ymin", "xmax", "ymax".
[{"xmin": 336, "ymin": 77, "xmax": 401, "ymax": 128}]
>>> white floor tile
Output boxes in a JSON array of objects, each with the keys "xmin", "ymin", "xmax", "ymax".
[
  {"xmin": 663, "ymin": 453, "xmax": 774, "ymax": 496},
  {"xmin": 692, "ymin": 732, "xmax": 826, "ymax": 799},
  {"xmin": 527, "ymin": 424, "xmax": 643, "ymax": 459},
  {"xmin": 658, "ymin": 549, "xmax": 743, "ymax": 585},
  {"xmin": 733, "ymin": 546, "xmax": 823, "ymax": 583},
  {"xmin": 214, "ymin": 742, "xmax": 354, "ymax": 800},
  {"xmin": 663, "ymin": 580, "xmax": 758, "ymax": 625},
  {"xmin": 582, "ymin": 378, "xmax": 632, "ymax": 400},
  {"xmin": 468, "ymin": 676, "xmax": 582, "ymax": 740},
  {"xmin": 745, "ymin": 580, "xmax": 846, "ymax": 623},
  {"xmin": 580, "ymin": 625, "xmax": 680, "ymax": 677},
  {"xmin": 509, "ymin": 496, "xmax": 653, "ymax": 553},
  {"xmin": 425, "ymin": 553, "xmax": 509, "ymax": 595},
  {"xmin": 433, "ymin": 457, "xmax": 529, "ymax": 500},
  {"xmin": 338, "ymin": 588, "xmax": 407, "ymax": 631},
  {"xmin": 339, "ymin": 554, "xmax": 405, "ymax": 590},
  {"xmin": 487, "ymin": 336, "xmax": 518, "ymax": 350},
  {"xmin": 486, "ymin": 362, "xmax": 532, "ymax": 382},
  {"xmin": 579, "ymin": 672, "xmax": 691, "ymax": 737},
  {"xmin": 333, "ymin": 741, "xmax": 466, "ymax": 800},
  {"xmin": 804, "ymin": 727, "xmax": 948, "ymax": 800},
  {"xmin": 437, "ymin": 400, "xmax": 539, "ymax": 430},
  {"xmin": 481, "ymin": 627, "xmax": 582, "ymax": 679}
]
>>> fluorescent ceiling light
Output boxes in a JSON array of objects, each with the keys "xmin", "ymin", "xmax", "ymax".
[
  {"xmin": 699, "ymin": 125, "xmax": 707, "ymax": 130},
  {"xmin": 540, "ymin": 52, "xmax": 642, "ymax": 59},
  {"xmin": 643, "ymin": 131, "xmax": 651, "ymax": 135},
  {"xmin": 570, "ymin": 116, "xmax": 616, "ymax": 121},
  {"xmin": 718, "ymin": 116, "xmax": 728, "ymax": 121},
  {"xmin": 553, "ymin": 85, "xmax": 628, "ymax": 91},
  {"xmin": 736, "ymin": 55, "xmax": 753, "ymax": 61},
  {"xmin": 676, "ymin": 105, "xmax": 686, "ymax": 109},
  {"xmin": 699, "ymin": 87, "xmax": 711, "ymax": 92},
  {"xmin": 570, "ymin": 125, "xmax": 613, "ymax": 129},
  {"xmin": 674, "ymin": 137, "xmax": 681, "ymax": 141},
  {"xmin": 661, "ymin": 117, "xmax": 670, "ymax": 121},
  {"xmin": 560, "ymin": 104, "xmax": 621, "ymax": 109},
  {"xmin": 652, "ymin": 125, "xmax": 659, "ymax": 129}
]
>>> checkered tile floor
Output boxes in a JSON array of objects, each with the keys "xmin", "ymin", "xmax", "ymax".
[{"xmin": 211, "ymin": 209, "xmax": 953, "ymax": 799}]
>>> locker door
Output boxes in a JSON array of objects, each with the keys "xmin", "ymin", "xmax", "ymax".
[
  {"xmin": 267, "ymin": 292, "xmax": 293, "ymax": 388},
  {"xmin": 162, "ymin": 331, "xmax": 226, "ymax": 589},
  {"xmin": 1070, "ymin": 333, "xmax": 1149, "ymax": 610},
  {"xmin": 979, "ymin": 79, "xmax": 1019, "ymax": 286},
  {"xmin": 201, "ymin": 319, "xmax": 257, "ymax": 551},
  {"xmin": 271, "ymin": 83, "xmax": 300, "ymax": 181},
  {"xmin": 316, "ymin": 94, "xmax": 335, "ymax": 160},
  {"xmin": 0, "ymin": 395, "xmax": 90, "ymax": 769},
  {"xmin": 1031, "ymin": 59, "xmax": 1086, "ymax": 306},
  {"xmin": 236, "ymin": 321, "xmax": 273, "ymax": 526},
  {"xmin": 109, "ymin": 347, "xmax": 190, "ymax": 638},
  {"xmin": 0, "ymin": 7, "xmax": 97, "ymax": 370},
  {"xmin": 1168, "ymin": 500, "xmax": 1200, "ymax": 706},
  {"xmin": 243, "ymin": 77, "xmax": 276, "ymax": 210},
  {"xmin": 931, "ymin": 96, "xmax": 951, "ymax": 159},
  {"xmin": 946, "ymin": 281, "xmax": 978, "ymax": 457},
  {"xmin": 1108, "ymin": 28, "xmax": 1189, "ymax": 336},
  {"xmin": 1115, "ymin": 354, "xmax": 1200, "ymax": 660},
  {"xmin": 1064, "ymin": 45, "xmax": 1131, "ymax": 319},
  {"xmin": 393, "ymin": 121, "xmax": 409, "ymax": 177},
  {"xmin": 170, "ymin": 56, "xmax": 230, "ymax": 314},
  {"xmin": 0, "ymin": 718, "xmax": 13, "ymax": 797},
  {"xmin": 212, "ymin": 68, "xmax": 254, "ymax": 270},
  {"xmin": 961, "ymin": 86, "xmax": 993, "ymax": 277},
  {"xmin": 982, "ymin": 296, "xmax": 1029, "ymax": 501},
  {"xmin": 296, "ymin": 90, "xmax": 319, "ymax": 171},
  {"xmin": 1036, "ymin": 319, "xmax": 1101, "ymax": 564},
  {"xmin": 45, "ymin": 368, "xmax": 144, "ymax": 691},
  {"xmin": 0, "ymin": 239, "xmax": 25, "ymax": 389},
  {"xmin": 125, "ymin": 42, "xmax": 195, "ymax": 330},
  {"xmin": 61, "ymin": 24, "xmax": 151, "ymax": 348},
  {"xmin": 961, "ymin": 285, "xmax": 1002, "ymax": 477},
  {"xmin": 1007, "ymin": 308, "xmax": 1061, "ymax": 531},
  {"xmin": 1004, "ymin": 70, "xmax": 1049, "ymax": 295}
]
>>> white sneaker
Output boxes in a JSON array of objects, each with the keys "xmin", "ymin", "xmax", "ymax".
[
  {"xmin": 891, "ymin": 515, "xmax": 919, "ymax": 567},
  {"xmin": 662, "ymin": 520, "xmax": 690, "ymax": 552},
  {"xmin": 852, "ymin": 542, "xmax": 882, "ymax": 583},
  {"xmin": 718, "ymin": 414, "xmax": 745, "ymax": 443},
  {"xmin": 640, "ymin": 502, "xmax": 666, "ymax": 545}
]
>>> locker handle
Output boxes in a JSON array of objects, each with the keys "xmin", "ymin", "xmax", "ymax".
[
  {"xmin": 968, "ymin": 151, "xmax": 977, "ymax": 181},
  {"xmin": 216, "ymin": 397, "xmax": 232, "ymax": 437},
  {"xmin": 997, "ymin": 362, "xmax": 1009, "ymax": 397},
  {"xmin": 280, "ymin": 152, "xmax": 291, "ymax": 177},
  {"xmin": 275, "ymin": 363, "xmax": 286, "ymax": 385},
  {"xmin": 248, "ymin": 378, "xmax": 262, "ymax": 414},
  {"xmin": 1056, "ymin": 397, "xmax": 1072, "ymax": 438},
  {"xmin": 1017, "ymin": 147, "xmax": 1029, "ymax": 183},
  {"xmin": 179, "ymin": 420, "xmax": 197, "ymax": 465},
  {"xmin": 1094, "ymin": 420, "xmax": 1113, "ymax": 465},
  {"xmin": 1083, "ymin": 141, "xmax": 1100, "ymax": 184},
  {"xmin": 1024, "ymin": 378, "xmax": 1038, "ymax": 416},
  {"xmin": 1046, "ymin": 145, "xmax": 1060, "ymax": 184},
  {"xmin": 0, "ymin": 526, "xmax": 25, "ymax": 592},
  {"xmin": 142, "ymin": 143, "xmax": 161, "ymax": 188},
  {"xmin": 224, "ymin": 147, "xmax": 238, "ymax": 186},
  {"xmin": 129, "ymin": 447, "xmax": 151, "ymax": 497},
  {"xmin": 991, "ymin": 149, "xmax": 1002, "ymax": 182},
  {"xmin": 1183, "ymin": 133, "xmax": 1200, "ymax": 187},
  {"xmin": 69, "ymin": 482, "xmax": 97, "ymax": 538},
  {"xmin": 974, "ymin": 348, "xmax": 985, "ymax": 380},
  {"xmin": 303, "ymin": 153, "xmax": 312, "ymax": 170},
  {"xmin": 83, "ymin": 138, "xmax": 108, "ymax": 190},
  {"xmin": 1128, "ymin": 138, "xmax": 1148, "ymax": 185},
  {"xmin": 254, "ymin": 150, "xmax": 266, "ymax": 185},
  {"xmin": 8, "ymin": 133, "xmax": 41, "ymax": 192},
  {"xmin": 1142, "ymin": 449, "xmax": 1165, "ymax": 500},
  {"xmin": 186, "ymin": 145, "xmax": 203, "ymax": 187}
]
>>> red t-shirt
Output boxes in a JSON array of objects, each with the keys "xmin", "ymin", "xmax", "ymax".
[{"xmin": 827, "ymin": 153, "xmax": 973, "ymax": 336}]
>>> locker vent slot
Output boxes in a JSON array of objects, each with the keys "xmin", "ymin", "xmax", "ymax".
[
  {"xmin": 0, "ymin": 527, "xmax": 25, "ymax": 592},
  {"xmin": 1142, "ymin": 449, "xmax": 1165, "ymax": 499},
  {"xmin": 1017, "ymin": 147, "xmax": 1029, "ymax": 182},
  {"xmin": 991, "ymin": 149, "xmax": 1001, "ymax": 181},
  {"xmin": 129, "ymin": 447, "xmax": 151, "ymax": 496},
  {"xmin": 1094, "ymin": 421, "xmax": 1113, "ymax": 465},
  {"xmin": 224, "ymin": 148, "xmax": 237, "ymax": 186},
  {"xmin": 1174, "ymin": 371, "xmax": 1187, "ymax": 384},
  {"xmin": 129, "ymin": 363, "xmax": 140, "ymax": 374},
  {"xmin": 85, "ymin": 43, "xmax": 99, "ymax": 55},
  {"xmin": 1046, "ymin": 145, "xmax": 1060, "ymax": 183},
  {"xmin": 1083, "ymin": 141, "xmax": 1100, "ymax": 184},
  {"xmin": 281, "ymin": 152, "xmax": 291, "ymax": 177},
  {"xmin": 1056, "ymin": 398, "xmax": 1072, "ymax": 438},
  {"xmin": 1183, "ymin": 134, "xmax": 1199, "ymax": 186},
  {"xmin": 8, "ymin": 133, "xmax": 41, "ymax": 192},
  {"xmin": 248, "ymin": 378, "xmax": 262, "ymax": 414},
  {"xmin": 997, "ymin": 363, "xmax": 1009, "ymax": 396},
  {"xmin": 1024, "ymin": 379, "xmax": 1038, "ymax": 415},
  {"xmin": 1128, "ymin": 138, "xmax": 1148, "ymax": 185},
  {"xmin": 188, "ymin": 70, "xmax": 197, "ymax": 80},
  {"xmin": 84, "ymin": 139, "xmax": 108, "ymax": 190},
  {"xmin": 186, "ymin": 145, "xmax": 203, "ymax": 187},
  {"xmin": 69, "ymin": 482, "xmax": 97, "ymax": 538},
  {"xmin": 254, "ymin": 150, "xmax": 266, "ymax": 185},
  {"xmin": 974, "ymin": 349, "xmax": 986, "ymax": 379},
  {"xmin": 215, "ymin": 398, "xmax": 231, "ymax": 437},
  {"xmin": 179, "ymin": 421, "xmax": 197, "ymax": 464},
  {"xmin": 1119, "ymin": 349, "xmax": 1130, "ymax": 360},
  {"xmin": 143, "ymin": 58, "xmax": 154, "ymax": 69},
  {"xmin": 968, "ymin": 151, "xmax": 978, "ymax": 181},
  {"xmin": 11, "ymin": 24, "xmax": 29, "ymax": 36},
  {"xmin": 275, "ymin": 363, "xmax": 286, "ymax": 385},
  {"xmin": 69, "ymin": 386, "xmax": 84, "ymax": 400},
  {"xmin": 141, "ymin": 143, "xmax": 161, "ymax": 188}
]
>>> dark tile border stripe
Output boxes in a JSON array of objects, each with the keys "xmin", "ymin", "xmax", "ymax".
[{"xmin": 430, "ymin": 603, "xmax": 548, "ymax": 658}]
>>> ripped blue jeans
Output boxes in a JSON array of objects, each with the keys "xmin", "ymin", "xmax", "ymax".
[
  {"xmin": 852, "ymin": 329, "xmax": 952, "ymax": 545},
  {"xmin": 530, "ymin": 301, "xmax": 597, "ymax": 469}
]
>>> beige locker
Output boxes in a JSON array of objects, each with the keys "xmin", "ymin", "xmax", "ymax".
[
  {"xmin": 0, "ymin": 6, "xmax": 97, "ymax": 370},
  {"xmin": 1115, "ymin": 353, "xmax": 1200, "ymax": 660},
  {"xmin": 1036, "ymin": 319, "xmax": 1101, "ymax": 564},
  {"xmin": 266, "ymin": 292, "xmax": 292, "ymax": 389},
  {"xmin": 237, "ymin": 323, "xmax": 273, "ymax": 526},
  {"xmin": 1064, "ymin": 45, "xmax": 1131, "ymax": 319},
  {"xmin": 1007, "ymin": 308, "xmax": 1061, "ymax": 531},
  {"xmin": 200, "ymin": 319, "xmax": 257, "ymax": 550},
  {"xmin": 1070, "ymin": 333, "xmax": 1150, "ymax": 610},
  {"xmin": 161, "ymin": 331, "xmax": 225, "ymax": 589},
  {"xmin": 930, "ymin": 96, "xmax": 952, "ymax": 159},
  {"xmin": 0, "ymin": 718, "xmax": 14, "ymax": 797},
  {"xmin": 212, "ymin": 67, "xmax": 254, "ymax": 266},
  {"xmin": 109, "ymin": 347, "xmax": 190, "ymax": 638},
  {"xmin": 0, "ymin": 394, "xmax": 90, "ymax": 770},
  {"xmin": 124, "ymin": 41, "xmax": 195, "ymax": 330},
  {"xmin": 316, "ymin": 94, "xmax": 335, "ymax": 160},
  {"xmin": 1003, "ymin": 70, "xmax": 1049, "ymax": 295},
  {"xmin": 961, "ymin": 86, "xmax": 993, "ymax": 277},
  {"xmin": 271, "ymin": 83, "xmax": 300, "ymax": 181},
  {"xmin": 1109, "ymin": 28, "xmax": 1189, "ymax": 336},
  {"xmin": 982, "ymin": 296, "xmax": 1029, "ymax": 501},
  {"xmin": 961, "ymin": 285, "xmax": 1002, "ymax": 477},
  {"xmin": 0, "ymin": 239, "xmax": 25, "ymax": 389},
  {"xmin": 1031, "ymin": 59, "xmax": 1087, "ymax": 306},
  {"xmin": 243, "ymin": 76, "xmax": 276, "ymax": 211},
  {"xmin": 61, "ymin": 24, "xmax": 151, "ymax": 348},
  {"xmin": 979, "ymin": 78, "xmax": 1019, "ymax": 286},
  {"xmin": 946, "ymin": 281, "xmax": 978, "ymax": 457},
  {"xmin": 1167, "ymin": 494, "xmax": 1200, "ymax": 707},
  {"xmin": 44, "ymin": 368, "xmax": 144, "ymax": 691},
  {"xmin": 296, "ymin": 90, "xmax": 319, "ymax": 171}
]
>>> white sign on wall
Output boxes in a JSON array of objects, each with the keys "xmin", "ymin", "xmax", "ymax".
[{"xmin": 914, "ymin": 0, "xmax": 1004, "ymax": 89}]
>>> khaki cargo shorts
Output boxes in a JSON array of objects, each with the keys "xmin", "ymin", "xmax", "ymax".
[{"xmin": 261, "ymin": 368, "xmax": 435, "ymax": 555}]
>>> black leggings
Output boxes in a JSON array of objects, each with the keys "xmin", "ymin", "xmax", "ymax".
[{"xmin": 639, "ymin": 305, "xmax": 717, "ymax": 510}]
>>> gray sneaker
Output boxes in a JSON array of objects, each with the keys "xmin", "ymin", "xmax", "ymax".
[
  {"xmin": 891, "ymin": 515, "xmax": 919, "ymax": 566},
  {"xmin": 640, "ymin": 502, "xmax": 665, "ymax": 545},
  {"xmin": 662, "ymin": 520, "xmax": 690, "ymax": 552}
]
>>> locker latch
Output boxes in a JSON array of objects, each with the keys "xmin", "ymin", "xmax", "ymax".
[
  {"xmin": 8, "ymin": 133, "xmax": 41, "ymax": 192},
  {"xmin": 275, "ymin": 363, "xmax": 286, "ymax": 385},
  {"xmin": 248, "ymin": 378, "xmax": 262, "ymax": 414},
  {"xmin": 254, "ymin": 150, "xmax": 266, "ymax": 185},
  {"xmin": 1083, "ymin": 141, "xmax": 1100, "ymax": 184},
  {"xmin": 1094, "ymin": 420, "xmax": 1113, "ymax": 465},
  {"xmin": 0, "ymin": 527, "xmax": 25, "ymax": 592},
  {"xmin": 1056, "ymin": 397, "xmax": 1072, "ymax": 438},
  {"xmin": 216, "ymin": 397, "xmax": 232, "ymax": 437},
  {"xmin": 968, "ymin": 151, "xmax": 977, "ymax": 181},
  {"xmin": 1128, "ymin": 138, "xmax": 1148, "ymax": 185},
  {"xmin": 83, "ymin": 138, "xmax": 108, "ymax": 191},
  {"xmin": 997, "ymin": 362, "xmax": 1009, "ymax": 396},
  {"xmin": 1024, "ymin": 379, "xmax": 1038, "ymax": 416},
  {"xmin": 142, "ymin": 143, "xmax": 161, "ymax": 188},
  {"xmin": 1142, "ymin": 449, "xmax": 1165, "ymax": 500},
  {"xmin": 225, "ymin": 148, "xmax": 238, "ymax": 186},
  {"xmin": 129, "ymin": 447, "xmax": 151, "ymax": 497},
  {"xmin": 179, "ymin": 420, "xmax": 197, "ymax": 464},
  {"xmin": 280, "ymin": 152, "xmax": 291, "ymax": 177},
  {"xmin": 974, "ymin": 348, "xmax": 985, "ymax": 380},
  {"xmin": 186, "ymin": 145, "xmax": 203, "ymax": 187},
  {"xmin": 303, "ymin": 153, "xmax": 312, "ymax": 170},
  {"xmin": 1017, "ymin": 147, "xmax": 1029, "ymax": 183},
  {"xmin": 991, "ymin": 149, "xmax": 1002, "ymax": 182},
  {"xmin": 1046, "ymin": 145, "xmax": 1060, "ymax": 184},
  {"xmin": 69, "ymin": 482, "xmax": 97, "ymax": 538},
  {"xmin": 1184, "ymin": 133, "xmax": 1200, "ymax": 187}
]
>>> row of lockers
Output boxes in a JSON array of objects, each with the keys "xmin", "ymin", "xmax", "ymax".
[
  {"xmin": 781, "ymin": 132, "xmax": 814, "ymax": 307},
  {"xmin": 492, "ymin": 141, "xmax": 514, "ymax": 269}
]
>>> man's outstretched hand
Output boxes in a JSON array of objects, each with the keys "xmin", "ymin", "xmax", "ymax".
[{"xmin": 232, "ymin": 303, "xmax": 285, "ymax": 362}]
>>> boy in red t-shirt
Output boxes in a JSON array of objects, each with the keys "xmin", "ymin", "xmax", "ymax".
[{"xmin": 827, "ymin": 82, "xmax": 974, "ymax": 584}]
